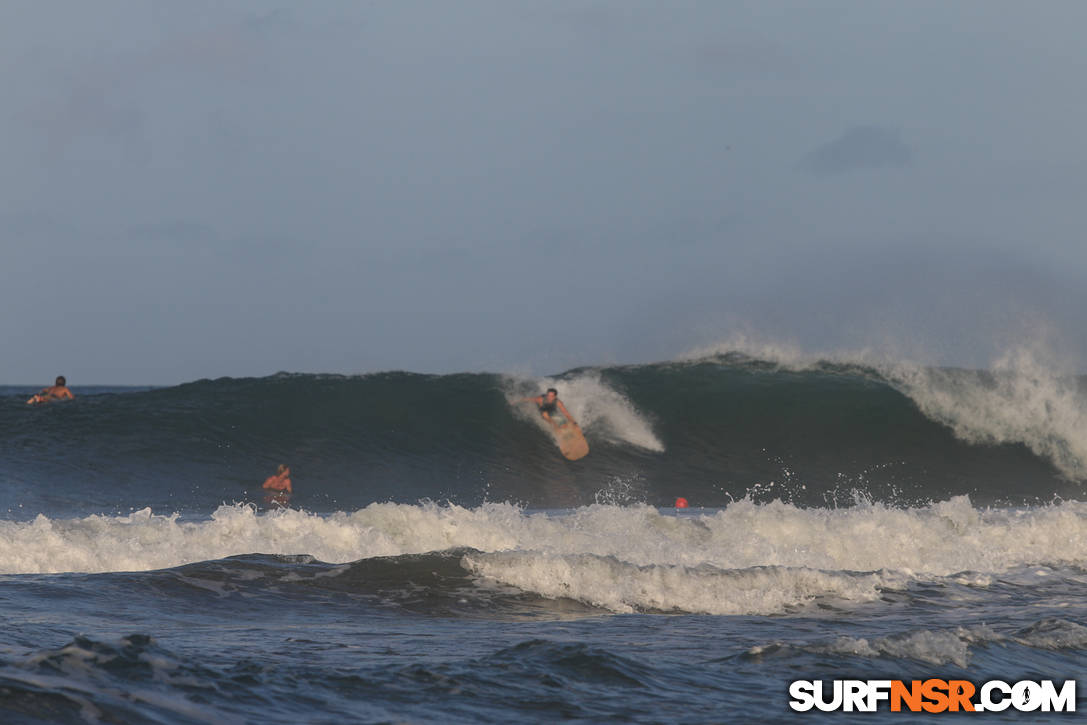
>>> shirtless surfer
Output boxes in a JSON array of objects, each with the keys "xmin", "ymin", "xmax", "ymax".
[
  {"xmin": 27, "ymin": 376, "xmax": 74, "ymax": 405},
  {"xmin": 262, "ymin": 464, "xmax": 292, "ymax": 507},
  {"xmin": 519, "ymin": 388, "xmax": 577, "ymax": 429},
  {"xmin": 262, "ymin": 464, "xmax": 292, "ymax": 494}
]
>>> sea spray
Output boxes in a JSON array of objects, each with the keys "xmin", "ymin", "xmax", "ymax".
[{"xmin": 3, "ymin": 498, "xmax": 1084, "ymax": 583}]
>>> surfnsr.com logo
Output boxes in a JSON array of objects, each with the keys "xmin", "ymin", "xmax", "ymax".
[{"xmin": 789, "ymin": 679, "xmax": 1076, "ymax": 713}]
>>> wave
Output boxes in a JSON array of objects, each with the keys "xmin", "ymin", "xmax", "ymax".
[
  {"xmin": 502, "ymin": 371, "xmax": 664, "ymax": 452},
  {"xmin": 3, "ymin": 344, "xmax": 1087, "ymax": 515},
  {"xmin": 462, "ymin": 552, "xmax": 894, "ymax": 616},
  {"xmin": 0, "ymin": 634, "xmax": 235, "ymax": 725},
  {"xmin": 3, "ymin": 498, "xmax": 1085, "ymax": 616},
  {"xmin": 744, "ymin": 619, "xmax": 1087, "ymax": 668},
  {"xmin": 686, "ymin": 337, "xmax": 1087, "ymax": 481}
]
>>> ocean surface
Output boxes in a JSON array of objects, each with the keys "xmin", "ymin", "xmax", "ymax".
[{"xmin": 1, "ymin": 349, "xmax": 1085, "ymax": 722}]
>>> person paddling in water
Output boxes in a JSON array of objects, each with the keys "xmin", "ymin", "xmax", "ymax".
[
  {"xmin": 27, "ymin": 376, "xmax": 74, "ymax": 405},
  {"xmin": 520, "ymin": 388, "xmax": 578, "ymax": 430}
]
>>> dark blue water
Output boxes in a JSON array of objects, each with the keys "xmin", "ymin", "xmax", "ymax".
[{"xmin": 2, "ymin": 355, "xmax": 1085, "ymax": 722}]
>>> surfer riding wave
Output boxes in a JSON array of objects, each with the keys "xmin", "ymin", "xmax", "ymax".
[{"xmin": 520, "ymin": 388, "xmax": 578, "ymax": 429}]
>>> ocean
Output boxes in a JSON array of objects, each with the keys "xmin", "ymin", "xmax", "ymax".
[{"xmin": 1, "ymin": 350, "xmax": 1085, "ymax": 722}]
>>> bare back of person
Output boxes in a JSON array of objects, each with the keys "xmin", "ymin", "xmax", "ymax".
[
  {"xmin": 262, "ymin": 465, "xmax": 292, "ymax": 493},
  {"xmin": 27, "ymin": 377, "xmax": 74, "ymax": 405}
]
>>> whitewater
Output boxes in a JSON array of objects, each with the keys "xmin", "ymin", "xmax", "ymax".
[{"xmin": 1, "ymin": 346, "xmax": 1085, "ymax": 722}]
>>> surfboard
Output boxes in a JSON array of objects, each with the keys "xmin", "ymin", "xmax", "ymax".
[{"xmin": 554, "ymin": 422, "xmax": 589, "ymax": 461}]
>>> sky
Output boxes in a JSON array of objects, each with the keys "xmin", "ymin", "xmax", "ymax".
[{"xmin": 3, "ymin": 0, "xmax": 1087, "ymax": 384}]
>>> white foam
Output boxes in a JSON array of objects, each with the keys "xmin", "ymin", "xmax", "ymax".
[
  {"xmin": 816, "ymin": 627, "xmax": 997, "ymax": 668},
  {"xmin": 885, "ymin": 347, "xmax": 1087, "ymax": 480},
  {"xmin": 683, "ymin": 335, "xmax": 1087, "ymax": 479},
  {"xmin": 1014, "ymin": 619, "xmax": 1087, "ymax": 650},
  {"xmin": 461, "ymin": 552, "xmax": 892, "ymax": 615},
  {"xmin": 503, "ymin": 371, "xmax": 664, "ymax": 452},
  {"xmin": 2, "ymin": 497, "xmax": 1086, "ymax": 616},
  {"xmin": 794, "ymin": 620, "xmax": 1086, "ymax": 667}
]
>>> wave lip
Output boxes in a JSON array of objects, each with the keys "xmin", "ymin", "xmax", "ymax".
[
  {"xmin": 462, "ymin": 552, "xmax": 896, "ymax": 616},
  {"xmin": 744, "ymin": 618, "xmax": 1087, "ymax": 669},
  {"xmin": 684, "ymin": 336, "xmax": 1087, "ymax": 482}
]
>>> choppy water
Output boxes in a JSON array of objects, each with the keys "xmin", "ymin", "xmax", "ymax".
[{"xmin": 2, "ymin": 350, "xmax": 1085, "ymax": 722}]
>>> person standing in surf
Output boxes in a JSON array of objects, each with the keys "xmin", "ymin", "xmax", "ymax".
[
  {"xmin": 520, "ymin": 388, "xmax": 578, "ymax": 429},
  {"xmin": 27, "ymin": 376, "xmax": 74, "ymax": 405}
]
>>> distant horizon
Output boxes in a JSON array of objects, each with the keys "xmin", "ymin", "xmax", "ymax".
[{"xmin": 8, "ymin": 338, "xmax": 1087, "ymax": 388}]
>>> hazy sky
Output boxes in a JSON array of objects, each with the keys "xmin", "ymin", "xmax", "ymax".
[{"xmin": 3, "ymin": 1, "xmax": 1087, "ymax": 383}]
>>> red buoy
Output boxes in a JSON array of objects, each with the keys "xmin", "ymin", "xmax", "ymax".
[{"xmin": 674, "ymin": 497, "xmax": 689, "ymax": 509}]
